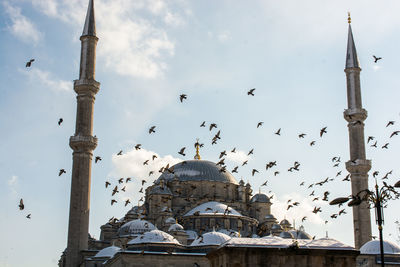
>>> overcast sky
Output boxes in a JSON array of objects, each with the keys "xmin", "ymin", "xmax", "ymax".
[{"xmin": 1, "ymin": 0, "xmax": 400, "ymax": 266}]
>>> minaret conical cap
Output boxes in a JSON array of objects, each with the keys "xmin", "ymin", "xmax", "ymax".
[
  {"xmin": 82, "ymin": 0, "xmax": 96, "ymax": 36},
  {"xmin": 345, "ymin": 24, "xmax": 359, "ymax": 69}
]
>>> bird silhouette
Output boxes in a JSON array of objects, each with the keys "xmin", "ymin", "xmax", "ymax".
[
  {"xmin": 149, "ymin": 126, "xmax": 156, "ymax": 134},
  {"xmin": 275, "ymin": 128, "xmax": 281, "ymax": 135},
  {"xmin": 135, "ymin": 144, "xmax": 142, "ymax": 150},
  {"xmin": 248, "ymin": 149, "xmax": 254, "ymax": 155},
  {"xmin": 367, "ymin": 136, "xmax": 374, "ymax": 143},
  {"xmin": 386, "ymin": 121, "xmax": 395, "ymax": 127},
  {"xmin": 142, "ymin": 180, "xmax": 147, "ymax": 186},
  {"xmin": 58, "ymin": 118, "xmax": 63, "ymax": 125},
  {"xmin": 59, "ymin": 169, "xmax": 66, "ymax": 176},
  {"xmin": 231, "ymin": 147, "xmax": 236, "ymax": 153},
  {"xmin": 112, "ymin": 186, "xmax": 119, "ymax": 196},
  {"xmin": 381, "ymin": 143, "xmax": 389, "ymax": 149},
  {"xmin": 301, "ymin": 216, "xmax": 307, "ymax": 222},
  {"xmin": 105, "ymin": 181, "xmax": 111, "ymax": 188},
  {"xmin": 320, "ymin": 127, "xmax": 327, "ymax": 137},
  {"xmin": 179, "ymin": 94, "xmax": 187, "ymax": 102},
  {"xmin": 95, "ymin": 156, "xmax": 102, "ymax": 163},
  {"xmin": 232, "ymin": 166, "xmax": 239, "ymax": 173},
  {"xmin": 209, "ymin": 123, "xmax": 217, "ymax": 131},
  {"xmin": 25, "ymin": 59, "xmax": 35, "ymax": 67},
  {"xmin": 178, "ymin": 147, "xmax": 186, "ymax": 156},
  {"xmin": 257, "ymin": 122, "xmax": 263, "ymax": 128},
  {"xmin": 298, "ymin": 133, "xmax": 306, "ymax": 138},
  {"xmin": 242, "ymin": 160, "xmax": 248, "ymax": 166},
  {"xmin": 19, "ymin": 199, "xmax": 24, "ymax": 210},
  {"xmin": 310, "ymin": 141, "xmax": 316, "ymax": 146},
  {"xmin": 390, "ymin": 131, "xmax": 400, "ymax": 138},
  {"xmin": 125, "ymin": 199, "xmax": 131, "ymax": 206},
  {"xmin": 247, "ymin": 88, "xmax": 256, "ymax": 96},
  {"xmin": 143, "ymin": 160, "xmax": 149, "ymax": 165},
  {"xmin": 121, "ymin": 186, "xmax": 126, "ymax": 192},
  {"xmin": 200, "ymin": 121, "xmax": 206, "ymax": 127},
  {"xmin": 251, "ymin": 169, "xmax": 259, "ymax": 176},
  {"xmin": 111, "ymin": 199, "xmax": 117, "ymax": 205},
  {"xmin": 126, "ymin": 177, "xmax": 132, "ymax": 182},
  {"xmin": 117, "ymin": 150, "xmax": 123, "ymax": 155},
  {"xmin": 118, "ymin": 178, "xmax": 123, "ymax": 184},
  {"xmin": 373, "ymin": 55, "xmax": 382, "ymax": 63},
  {"xmin": 26, "ymin": 214, "xmax": 31, "ymax": 219},
  {"xmin": 371, "ymin": 141, "xmax": 378, "ymax": 148}
]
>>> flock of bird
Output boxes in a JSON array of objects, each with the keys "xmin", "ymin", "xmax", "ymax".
[{"xmin": 19, "ymin": 54, "xmax": 399, "ymax": 236}]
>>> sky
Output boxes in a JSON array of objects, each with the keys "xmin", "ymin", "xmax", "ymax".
[{"xmin": 1, "ymin": 0, "xmax": 400, "ymax": 266}]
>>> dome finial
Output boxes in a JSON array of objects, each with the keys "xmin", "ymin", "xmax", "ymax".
[
  {"xmin": 347, "ymin": 12, "xmax": 351, "ymax": 24},
  {"xmin": 194, "ymin": 138, "xmax": 201, "ymax": 160}
]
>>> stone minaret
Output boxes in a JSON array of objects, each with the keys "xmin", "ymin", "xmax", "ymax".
[
  {"xmin": 66, "ymin": 0, "xmax": 99, "ymax": 266},
  {"xmin": 343, "ymin": 14, "xmax": 372, "ymax": 249}
]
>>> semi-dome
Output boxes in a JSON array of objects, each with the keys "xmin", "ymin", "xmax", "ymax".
[
  {"xmin": 156, "ymin": 160, "xmax": 238, "ymax": 184},
  {"xmin": 360, "ymin": 240, "xmax": 400, "ymax": 255},
  {"xmin": 190, "ymin": 231, "xmax": 231, "ymax": 246},
  {"xmin": 251, "ymin": 193, "xmax": 270, "ymax": 203},
  {"xmin": 289, "ymin": 229, "xmax": 312, "ymax": 240},
  {"xmin": 168, "ymin": 223, "xmax": 184, "ymax": 232},
  {"xmin": 279, "ymin": 231, "xmax": 294, "ymax": 239},
  {"xmin": 93, "ymin": 245, "xmax": 121, "ymax": 258},
  {"xmin": 184, "ymin": 201, "xmax": 242, "ymax": 217},
  {"xmin": 118, "ymin": 219, "xmax": 155, "ymax": 236},
  {"xmin": 127, "ymin": 229, "xmax": 180, "ymax": 245}
]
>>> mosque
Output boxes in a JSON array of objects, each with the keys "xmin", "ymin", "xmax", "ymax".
[{"xmin": 59, "ymin": 1, "xmax": 400, "ymax": 266}]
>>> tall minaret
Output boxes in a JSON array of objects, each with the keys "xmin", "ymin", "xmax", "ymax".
[
  {"xmin": 343, "ymin": 13, "xmax": 372, "ymax": 249},
  {"xmin": 66, "ymin": 0, "xmax": 99, "ymax": 266}
]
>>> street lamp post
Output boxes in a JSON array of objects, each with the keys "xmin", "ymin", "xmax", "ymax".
[{"xmin": 330, "ymin": 180, "xmax": 400, "ymax": 267}]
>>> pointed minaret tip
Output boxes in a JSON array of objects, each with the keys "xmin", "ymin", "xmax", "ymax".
[
  {"xmin": 82, "ymin": 0, "xmax": 96, "ymax": 36},
  {"xmin": 345, "ymin": 12, "xmax": 360, "ymax": 69}
]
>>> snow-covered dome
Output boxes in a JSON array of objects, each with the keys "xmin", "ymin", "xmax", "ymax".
[
  {"xmin": 265, "ymin": 214, "xmax": 276, "ymax": 220},
  {"xmin": 127, "ymin": 229, "xmax": 180, "ymax": 245},
  {"xmin": 289, "ymin": 230, "xmax": 312, "ymax": 240},
  {"xmin": 218, "ymin": 229, "xmax": 240, "ymax": 237},
  {"xmin": 185, "ymin": 230, "xmax": 198, "ymax": 240},
  {"xmin": 251, "ymin": 193, "xmax": 270, "ymax": 203},
  {"xmin": 280, "ymin": 219, "xmax": 290, "ymax": 226},
  {"xmin": 118, "ymin": 219, "xmax": 155, "ymax": 236},
  {"xmin": 279, "ymin": 231, "xmax": 294, "ymax": 239},
  {"xmin": 165, "ymin": 217, "xmax": 176, "ymax": 224},
  {"xmin": 184, "ymin": 201, "xmax": 242, "ymax": 217},
  {"xmin": 168, "ymin": 223, "xmax": 184, "ymax": 232},
  {"xmin": 190, "ymin": 231, "xmax": 231, "ymax": 246},
  {"xmin": 360, "ymin": 240, "xmax": 400, "ymax": 255},
  {"xmin": 93, "ymin": 246, "xmax": 121, "ymax": 258},
  {"xmin": 156, "ymin": 160, "xmax": 238, "ymax": 184}
]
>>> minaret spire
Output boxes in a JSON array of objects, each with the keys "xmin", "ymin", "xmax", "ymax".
[
  {"xmin": 343, "ymin": 14, "xmax": 372, "ymax": 249},
  {"xmin": 65, "ymin": 0, "xmax": 100, "ymax": 266}
]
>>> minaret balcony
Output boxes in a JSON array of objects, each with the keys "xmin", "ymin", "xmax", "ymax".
[
  {"xmin": 74, "ymin": 79, "xmax": 100, "ymax": 95},
  {"xmin": 69, "ymin": 134, "xmax": 98, "ymax": 151},
  {"xmin": 344, "ymin": 108, "xmax": 367, "ymax": 122},
  {"xmin": 345, "ymin": 159, "xmax": 371, "ymax": 174}
]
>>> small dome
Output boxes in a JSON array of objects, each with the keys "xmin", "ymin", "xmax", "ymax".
[
  {"xmin": 165, "ymin": 217, "xmax": 176, "ymax": 224},
  {"xmin": 218, "ymin": 229, "xmax": 240, "ymax": 237},
  {"xmin": 184, "ymin": 201, "xmax": 242, "ymax": 217},
  {"xmin": 185, "ymin": 230, "xmax": 198, "ymax": 240},
  {"xmin": 190, "ymin": 231, "xmax": 231, "ymax": 246},
  {"xmin": 118, "ymin": 219, "xmax": 155, "ymax": 236},
  {"xmin": 168, "ymin": 223, "xmax": 184, "ymax": 232},
  {"xmin": 251, "ymin": 193, "xmax": 270, "ymax": 203},
  {"xmin": 279, "ymin": 231, "xmax": 294, "ymax": 239},
  {"xmin": 265, "ymin": 214, "xmax": 276, "ymax": 220},
  {"xmin": 280, "ymin": 219, "xmax": 291, "ymax": 226},
  {"xmin": 360, "ymin": 240, "xmax": 400, "ymax": 255},
  {"xmin": 271, "ymin": 224, "xmax": 283, "ymax": 230},
  {"xmin": 150, "ymin": 185, "xmax": 172, "ymax": 195},
  {"xmin": 289, "ymin": 230, "xmax": 312, "ymax": 240},
  {"xmin": 93, "ymin": 246, "xmax": 121, "ymax": 258},
  {"xmin": 156, "ymin": 160, "xmax": 238, "ymax": 184},
  {"xmin": 127, "ymin": 229, "xmax": 180, "ymax": 245}
]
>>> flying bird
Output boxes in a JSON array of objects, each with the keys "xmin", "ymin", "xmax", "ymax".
[
  {"xmin": 111, "ymin": 199, "xmax": 117, "ymax": 206},
  {"xmin": 298, "ymin": 133, "xmax": 306, "ymax": 138},
  {"xmin": 58, "ymin": 118, "xmax": 63, "ymax": 125},
  {"xmin": 310, "ymin": 141, "xmax": 316, "ymax": 146},
  {"xmin": 251, "ymin": 169, "xmax": 259, "ymax": 176},
  {"xmin": 373, "ymin": 55, "xmax": 382, "ymax": 63},
  {"xmin": 231, "ymin": 147, "xmax": 236, "ymax": 153},
  {"xmin": 200, "ymin": 121, "xmax": 206, "ymax": 127},
  {"xmin": 257, "ymin": 122, "xmax": 264, "ymax": 128},
  {"xmin": 149, "ymin": 126, "xmax": 156, "ymax": 134},
  {"xmin": 125, "ymin": 199, "xmax": 131, "ymax": 206},
  {"xmin": 117, "ymin": 150, "xmax": 123, "ymax": 155},
  {"xmin": 320, "ymin": 127, "xmax": 327, "ymax": 137},
  {"xmin": 381, "ymin": 143, "xmax": 389, "ymax": 149},
  {"xmin": 143, "ymin": 160, "xmax": 149, "ymax": 165},
  {"xmin": 112, "ymin": 186, "xmax": 119, "ymax": 196},
  {"xmin": 95, "ymin": 156, "xmax": 102, "ymax": 163},
  {"xmin": 179, "ymin": 94, "xmax": 187, "ymax": 102},
  {"xmin": 371, "ymin": 141, "xmax": 377, "ymax": 148},
  {"xmin": 126, "ymin": 177, "xmax": 132, "ymax": 182},
  {"xmin": 105, "ymin": 181, "xmax": 111, "ymax": 188},
  {"xmin": 19, "ymin": 199, "xmax": 24, "ymax": 210},
  {"xmin": 367, "ymin": 136, "xmax": 374, "ymax": 143},
  {"xmin": 26, "ymin": 214, "xmax": 31, "ymax": 219},
  {"xmin": 135, "ymin": 144, "xmax": 142, "ymax": 150},
  {"xmin": 118, "ymin": 178, "xmax": 124, "ymax": 184},
  {"xmin": 178, "ymin": 147, "xmax": 186, "ymax": 156},
  {"xmin": 25, "ymin": 59, "xmax": 35, "ymax": 67},
  {"xmin": 386, "ymin": 121, "xmax": 395, "ymax": 127},
  {"xmin": 248, "ymin": 149, "xmax": 254, "ymax": 155},
  {"xmin": 247, "ymin": 88, "xmax": 256, "ymax": 96},
  {"xmin": 275, "ymin": 128, "xmax": 281, "ymax": 135},
  {"xmin": 59, "ymin": 169, "xmax": 66, "ymax": 176},
  {"xmin": 232, "ymin": 166, "xmax": 238, "ymax": 173},
  {"xmin": 209, "ymin": 123, "xmax": 217, "ymax": 131},
  {"xmin": 390, "ymin": 131, "xmax": 400, "ymax": 138}
]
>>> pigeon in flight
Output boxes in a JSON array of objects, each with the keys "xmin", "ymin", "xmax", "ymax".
[
  {"xmin": 373, "ymin": 55, "xmax": 382, "ymax": 63},
  {"xmin": 179, "ymin": 94, "xmax": 187, "ymax": 102},
  {"xmin": 149, "ymin": 126, "xmax": 156, "ymax": 134},
  {"xmin": 26, "ymin": 59, "xmax": 35, "ymax": 67},
  {"xmin": 59, "ymin": 169, "xmax": 66, "ymax": 176},
  {"xmin": 19, "ymin": 199, "xmax": 24, "ymax": 210},
  {"xmin": 58, "ymin": 118, "xmax": 63, "ymax": 125},
  {"xmin": 95, "ymin": 156, "xmax": 102, "ymax": 163},
  {"xmin": 247, "ymin": 88, "xmax": 256, "ymax": 96}
]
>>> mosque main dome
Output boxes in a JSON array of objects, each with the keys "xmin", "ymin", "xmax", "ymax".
[{"xmin": 156, "ymin": 160, "xmax": 238, "ymax": 184}]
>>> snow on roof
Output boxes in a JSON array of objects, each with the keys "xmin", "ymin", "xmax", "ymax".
[
  {"xmin": 118, "ymin": 219, "xmax": 155, "ymax": 236},
  {"xmin": 218, "ymin": 229, "xmax": 240, "ymax": 237},
  {"xmin": 127, "ymin": 229, "xmax": 180, "ymax": 245},
  {"xmin": 288, "ymin": 230, "xmax": 312, "ymax": 240},
  {"xmin": 168, "ymin": 223, "xmax": 184, "ymax": 232},
  {"xmin": 93, "ymin": 246, "xmax": 121, "ymax": 258},
  {"xmin": 165, "ymin": 217, "xmax": 176, "ymax": 224},
  {"xmin": 190, "ymin": 231, "xmax": 231, "ymax": 246},
  {"xmin": 184, "ymin": 201, "xmax": 242, "ymax": 217},
  {"xmin": 185, "ymin": 230, "xmax": 198, "ymax": 240},
  {"xmin": 360, "ymin": 240, "xmax": 400, "ymax": 255},
  {"xmin": 222, "ymin": 236, "xmax": 355, "ymax": 250}
]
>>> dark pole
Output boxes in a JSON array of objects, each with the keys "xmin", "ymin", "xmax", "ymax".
[{"xmin": 375, "ymin": 184, "xmax": 385, "ymax": 267}]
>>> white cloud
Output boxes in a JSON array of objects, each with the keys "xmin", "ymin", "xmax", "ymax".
[
  {"xmin": 7, "ymin": 175, "xmax": 18, "ymax": 196},
  {"xmin": 217, "ymin": 31, "xmax": 231, "ymax": 43},
  {"xmin": 225, "ymin": 150, "xmax": 251, "ymax": 164},
  {"xmin": 3, "ymin": 2, "xmax": 43, "ymax": 44},
  {"xmin": 271, "ymin": 193, "xmax": 326, "ymax": 226},
  {"xmin": 110, "ymin": 147, "xmax": 182, "ymax": 203},
  {"xmin": 28, "ymin": 0, "xmax": 189, "ymax": 79},
  {"xmin": 22, "ymin": 68, "xmax": 72, "ymax": 92}
]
